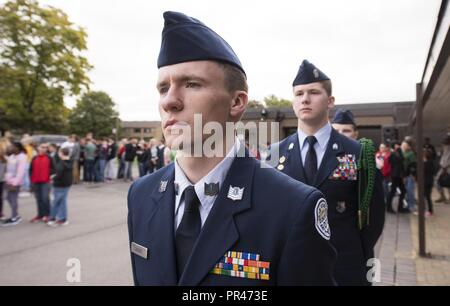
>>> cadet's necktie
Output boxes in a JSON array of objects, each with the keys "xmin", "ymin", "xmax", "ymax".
[
  {"xmin": 305, "ymin": 136, "xmax": 318, "ymax": 185},
  {"xmin": 175, "ymin": 186, "xmax": 201, "ymax": 279}
]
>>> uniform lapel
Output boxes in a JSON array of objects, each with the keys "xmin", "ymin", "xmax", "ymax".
[
  {"xmin": 178, "ymin": 155, "xmax": 255, "ymax": 286},
  {"xmin": 313, "ymin": 128, "xmax": 344, "ymax": 188},
  {"xmin": 148, "ymin": 166, "xmax": 178, "ymax": 285},
  {"xmin": 283, "ymin": 132, "xmax": 307, "ymax": 182}
]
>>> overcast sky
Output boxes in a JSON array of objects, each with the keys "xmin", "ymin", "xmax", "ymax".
[{"xmin": 27, "ymin": 0, "xmax": 442, "ymax": 121}]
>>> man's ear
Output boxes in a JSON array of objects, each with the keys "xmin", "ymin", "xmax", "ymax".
[
  {"xmin": 327, "ymin": 96, "xmax": 335, "ymax": 110},
  {"xmin": 230, "ymin": 91, "xmax": 248, "ymax": 119}
]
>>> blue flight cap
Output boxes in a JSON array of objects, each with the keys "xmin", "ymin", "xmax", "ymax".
[
  {"xmin": 292, "ymin": 59, "xmax": 330, "ymax": 86},
  {"xmin": 157, "ymin": 11, "xmax": 245, "ymax": 74},
  {"xmin": 332, "ymin": 109, "xmax": 356, "ymax": 126}
]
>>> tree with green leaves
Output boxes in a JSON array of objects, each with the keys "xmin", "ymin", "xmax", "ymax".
[
  {"xmin": 247, "ymin": 99, "xmax": 264, "ymax": 109},
  {"xmin": 69, "ymin": 91, "xmax": 120, "ymax": 138},
  {"xmin": 264, "ymin": 94, "xmax": 292, "ymax": 108},
  {"xmin": 0, "ymin": 0, "xmax": 91, "ymax": 133}
]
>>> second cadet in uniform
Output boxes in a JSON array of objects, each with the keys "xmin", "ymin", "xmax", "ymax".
[
  {"xmin": 271, "ymin": 60, "xmax": 385, "ymax": 285},
  {"xmin": 331, "ymin": 109, "xmax": 359, "ymax": 140}
]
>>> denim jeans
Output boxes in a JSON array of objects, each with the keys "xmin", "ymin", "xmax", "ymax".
[
  {"xmin": 50, "ymin": 187, "xmax": 70, "ymax": 221},
  {"xmin": 33, "ymin": 183, "xmax": 50, "ymax": 217},
  {"xmin": 406, "ymin": 175, "xmax": 416, "ymax": 211},
  {"xmin": 124, "ymin": 161, "xmax": 133, "ymax": 180},
  {"xmin": 84, "ymin": 159, "xmax": 95, "ymax": 182},
  {"xmin": 7, "ymin": 189, "xmax": 20, "ymax": 218},
  {"xmin": 97, "ymin": 159, "xmax": 107, "ymax": 182}
]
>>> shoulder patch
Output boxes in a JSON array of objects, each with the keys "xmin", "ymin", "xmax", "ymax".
[{"xmin": 314, "ymin": 198, "xmax": 331, "ymax": 240}]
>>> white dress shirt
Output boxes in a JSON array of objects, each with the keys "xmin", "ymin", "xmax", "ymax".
[
  {"xmin": 297, "ymin": 122, "xmax": 332, "ymax": 169},
  {"xmin": 174, "ymin": 140, "xmax": 240, "ymax": 231}
]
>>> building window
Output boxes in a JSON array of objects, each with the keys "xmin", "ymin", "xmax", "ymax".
[
  {"xmin": 144, "ymin": 128, "xmax": 152, "ymax": 133},
  {"xmin": 134, "ymin": 128, "xmax": 141, "ymax": 133}
]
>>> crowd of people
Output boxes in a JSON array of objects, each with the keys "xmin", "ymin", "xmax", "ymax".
[
  {"xmin": 375, "ymin": 134, "xmax": 450, "ymax": 217},
  {"xmin": 0, "ymin": 133, "xmax": 173, "ymax": 227}
]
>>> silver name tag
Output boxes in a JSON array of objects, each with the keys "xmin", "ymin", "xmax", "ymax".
[{"xmin": 131, "ymin": 242, "xmax": 148, "ymax": 259}]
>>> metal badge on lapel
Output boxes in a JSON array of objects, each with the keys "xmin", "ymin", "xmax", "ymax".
[
  {"xmin": 159, "ymin": 180, "xmax": 168, "ymax": 192},
  {"xmin": 332, "ymin": 143, "xmax": 338, "ymax": 151},
  {"xmin": 288, "ymin": 143, "xmax": 294, "ymax": 150},
  {"xmin": 210, "ymin": 251, "xmax": 270, "ymax": 280},
  {"xmin": 279, "ymin": 156, "xmax": 286, "ymax": 164},
  {"xmin": 131, "ymin": 242, "xmax": 148, "ymax": 259},
  {"xmin": 205, "ymin": 182, "xmax": 219, "ymax": 196},
  {"xmin": 277, "ymin": 164, "xmax": 284, "ymax": 171},
  {"xmin": 336, "ymin": 201, "xmax": 346, "ymax": 213},
  {"xmin": 227, "ymin": 186, "xmax": 244, "ymax": 201}
]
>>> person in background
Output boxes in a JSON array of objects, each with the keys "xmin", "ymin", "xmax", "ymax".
[
  {"xmin": 47, "ymin": 147, "xmax": 73, "ymax": 227},
  {"xmin": 97, "ymin": 138, "xmax": 109, "ymax": 183},
  {"xmin": 136, "ymin": 140, "xmax": 147, "ymax": 177},
  {"xmin": 70, "ymin": 135, "xmax": 81, "ymax": 184},
  {"xmin": 331, "ymin": 109, "xmax": 359, "ymax": 140},
  {"xmin": 387, "ymin": 140, "xmax": 407, "ymax": 213},
  {"xmin": 48, "ymin": 143, "xmax": 58, "ymax": 159},
  {"xmin": 124, "ymin": 138, "xmax": 138, "ymax": 181},
  {"xmin": 149, "ymin": 138, "xmax": 158, "ymax": 174},
  {"xmin": 105, "ymin": 138, "xmax": 117, "ymax": 182},
  {"xmin": 376, "ymin": 143, "xmax": 391, "ymax": 202},
  {"xmin": 20, "ymin": 135, "xmax": 35, "ymax": 195},
  {"xmin": 0, "ymin": 138, "xmax": 9, "ymax": 221},
  {"xmin": 79, "ymin": 138, "xmax": 86, "ymax": 182},
  {"xmin": 402, "ymin": 140, "xmax": 417, "ymax": 212},
  {"xmin": 436, "ymin": 135, "xmax": 450, "ymax": 204},
  {"xmin": 83, "ymin": 138, "xmax": 96, "ymax": 184},
  {"xmin": 29, "ymin": 143, "xmax": 53, "ymax": 223},
  {"xmin": 422, "ymin": 148, "xmax": 434, "ymax": 217},
  {"xmin": 2, "ymin": 142, "xmax": 27, "ymax": 226},
  {"xmin": 117, "ymin": 138, "xmax": 128, "ymax": 179}
]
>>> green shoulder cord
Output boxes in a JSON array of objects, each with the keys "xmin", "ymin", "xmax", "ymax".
[{"xmin": 357, "ymin": 138, "xmax": 376, "ymax": 230}]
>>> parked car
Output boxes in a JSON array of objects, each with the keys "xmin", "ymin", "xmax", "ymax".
[{"xmin": 32, "ymin": 134, "xmax": 68, "ymax": 146}]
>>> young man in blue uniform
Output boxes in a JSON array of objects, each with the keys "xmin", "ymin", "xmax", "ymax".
[
  {"xmin": 127, "ymin": 12, "xmax": 336, "ymax": 286},
  {"xmin": 331, "ymin": 109, "xmax": 359, "ymax": 140},
  {"xmin": 271, "ymin": 60, "xmax": 385, "ymax": 285}
]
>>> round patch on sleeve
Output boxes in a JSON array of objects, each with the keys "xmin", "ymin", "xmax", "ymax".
[{"xmin": 315, "ymin": 198, "xmax": 331, "ymax": 240}]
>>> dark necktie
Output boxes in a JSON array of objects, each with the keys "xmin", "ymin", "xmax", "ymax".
[
  {"xmin": 175, "ymin": 186, "xmax": 201, "ymax": 278},
  {"xmin": 305, "ymin": 136, "xmax": 318, "ymax": 185}
]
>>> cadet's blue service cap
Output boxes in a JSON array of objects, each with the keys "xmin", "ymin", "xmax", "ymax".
[
  {"xmin": 293, "ymin": 59, "xmax": 330, "ymax": 86},
  {"xmin": 332, "ymin": 109, "xmax": 356, "ymax": 126},
  {"xmin": 157, "ymin": 11, "xmax": 245, "ymax": 74}
]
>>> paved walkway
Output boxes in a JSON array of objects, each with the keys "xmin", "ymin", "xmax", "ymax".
[
  {"xmin": 411, "ymin": 200, "xmax": 450, "ymax": 285},
  {"xmin": 377, "ymin": 193, "xmax": 450, "ymax": 286},
  {"xmin": 1, "ymin": 178, "xmax": 449, "ymax": 285},
  {"xmin": 0, "ymin": 181, "xmax": 133, "ymax": 285}
]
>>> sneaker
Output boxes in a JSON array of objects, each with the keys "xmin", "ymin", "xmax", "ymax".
[
  {"xmin": 1, "ymin": 216, "xmax": 22, "ymax": 227},
  {"xmin": 56, "ymin": 220, "xmax": 69, "ymax": 226},
  {"xmin": 0, "ymin": 214, "xmax": 6, "ymax": 221},
  {"xmin": 30, "ymin": 216, "xmax": 42, "ymax": 223},
  {"xmin": 18, "ymin": 191, "xmax": 31, "ymax": 198},
  {"xmin": 46, "ymin": 219, "xmax": 56, "ymax": 226},
  {"xmin": 42, "ymin": 216, "xmax": 50, "ymax": 223}
]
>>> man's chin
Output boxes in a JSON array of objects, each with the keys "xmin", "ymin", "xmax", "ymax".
[{"xmin": 165, "ymin": 136, "xmax": 189, "ymax": 151}]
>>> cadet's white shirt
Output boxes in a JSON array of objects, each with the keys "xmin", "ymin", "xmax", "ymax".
[
  {"xmin": 297, "ymin": 122, "xmax": 332, "ymax": 169},
  {"xmin": 174, "ymin": 141, "xmax": 239, "ymax": 231}
]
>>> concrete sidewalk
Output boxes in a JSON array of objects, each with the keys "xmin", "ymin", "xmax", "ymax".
[
  {"xmin": 0, "ymin": 181, "xmax": 133, "ymax": 285},
  {"xmin": 1, "ymin": 179, "xmax": 449, "ymax": 285},
  {"xmin": 377, "ymin": 195, "xmax": 450, "ymax": 286}
]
